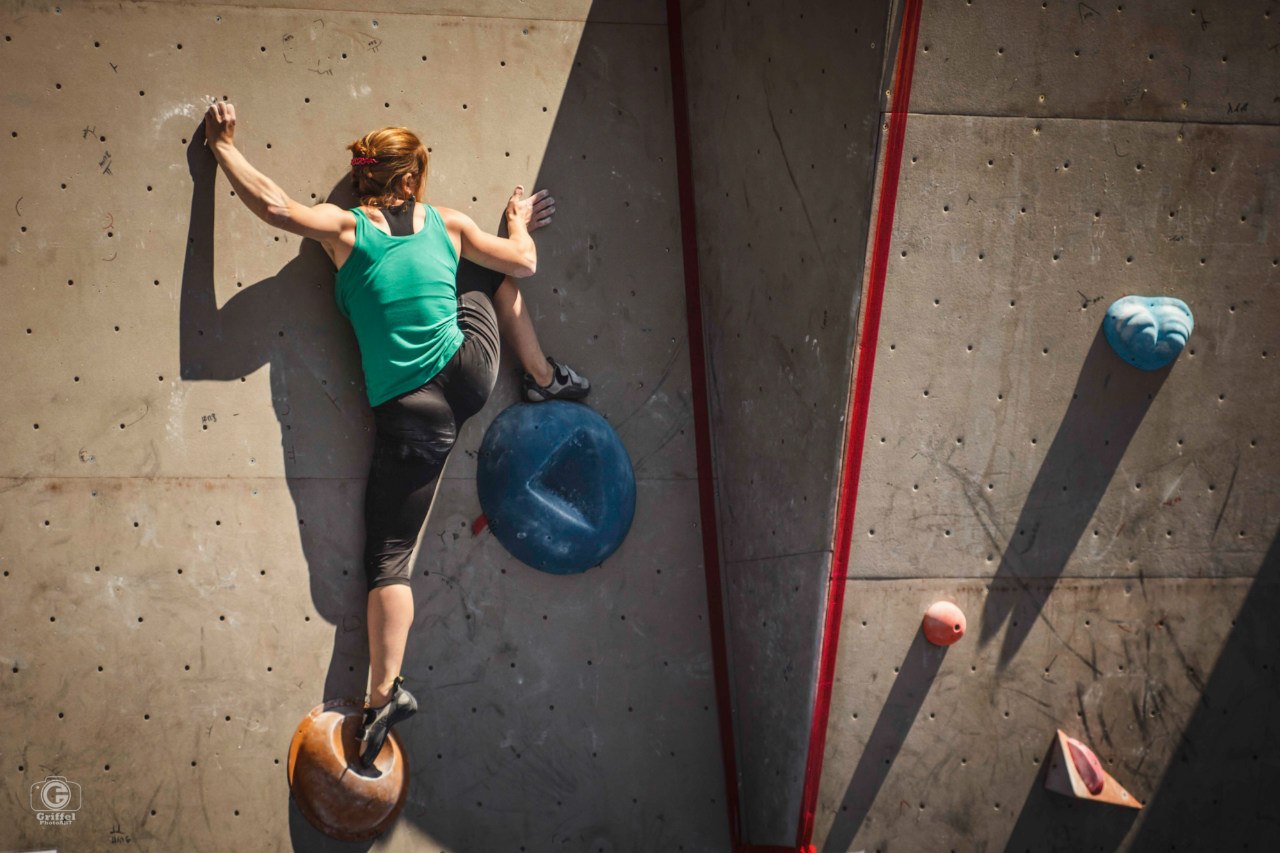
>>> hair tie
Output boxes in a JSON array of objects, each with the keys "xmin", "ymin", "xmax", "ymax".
[{"xmin": 350, "ymin": 156, "xmax": 378, "ymax": 166}]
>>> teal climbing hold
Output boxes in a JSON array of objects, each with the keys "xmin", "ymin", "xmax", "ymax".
[{"xmin": 1103, "ymin": 296, "xmax": 1194, "ymax": 371}]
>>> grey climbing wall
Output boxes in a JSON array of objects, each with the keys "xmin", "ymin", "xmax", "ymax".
[
  {"xmin": 6, "ymin": 0, "xmax": 1278, "ymax": 849},
  {"xmin": 815, "ymin": 1, "xmax": 1280, "ymax": 852},
  {"xmin": 675, "ymin": 0, "xmax": 892, "ymax": 844},
  {"xmin": 0, "ymin": 2, "xmax": 730, "ymax": 851}
]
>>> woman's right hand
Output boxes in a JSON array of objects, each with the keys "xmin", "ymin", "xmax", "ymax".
[
  {"xmin": 204, "ymin": 100, "xmax": 237, "ymax": 152},
  {"xmin": 505, "ymin": 185, "xmax": 556, "ymax": 233}
]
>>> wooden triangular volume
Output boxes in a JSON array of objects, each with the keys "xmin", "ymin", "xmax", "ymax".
[{"xmin": 1044, "ymin": 729, "xmax": 1142, "ymax": 809}]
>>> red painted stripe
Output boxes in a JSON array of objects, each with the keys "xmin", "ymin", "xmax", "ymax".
[
  {"xmin": 471, "ymin": 514, "xmax": 488, "ymax": 536},
  {"xmin": 665, "ymin": 1, "xmax": 743, "ymax": 848},
  {"xmin": 794, "ymin": 0, "xmax": 925, "ymax": 847}
]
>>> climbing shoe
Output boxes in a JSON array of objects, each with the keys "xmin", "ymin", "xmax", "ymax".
[
  {"xmin": 356, "ymin": 675, "xmax": 418, "ymax": 768},
  {"xmin": 523, "ymin": 357, "xmax": 590, "ymax": 402}
]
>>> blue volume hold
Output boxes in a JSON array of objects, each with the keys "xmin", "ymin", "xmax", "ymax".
[
  {"xmin": 1103, "ymin": 295, "xmax": 1194, "ymax": 371},
  {"xmin": 476, "ymin": 401, "xmax": 636, "ymax": 574}
]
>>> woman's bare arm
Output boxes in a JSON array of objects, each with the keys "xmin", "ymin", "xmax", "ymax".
[
  {"xmin": 204, "ymin": 101, "xmax": 351, "ymax": 243},
  {"xmin": 439, "ymin": 186, "xmax": 555, "ymax": 279}
]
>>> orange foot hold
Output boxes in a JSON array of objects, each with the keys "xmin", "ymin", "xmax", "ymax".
[{"xmin": 287, "ymin": 699, "xmax": 410, "ymax": 840}]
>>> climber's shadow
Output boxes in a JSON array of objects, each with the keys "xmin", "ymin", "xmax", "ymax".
[
  {"xmin": 979, "ymin": 329, "xmax": 1172, "ymax": 667},
  {"xmin": 181, "ymin": 126, "xmax": 379, "ymax": 703}
]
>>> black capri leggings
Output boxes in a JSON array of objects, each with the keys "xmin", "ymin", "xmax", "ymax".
[{"xmin": 363, "ymin": 261, "xmax": 504, "ymax": 590}]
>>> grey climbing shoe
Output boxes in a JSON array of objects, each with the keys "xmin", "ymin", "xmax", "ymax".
[
  {"xmin": 356, "ymin": 675, "xmax": 418, "ymax": 768},
  {"xmin": 523, "ymin": 357, "xmax": 590, "ymax": 402}
]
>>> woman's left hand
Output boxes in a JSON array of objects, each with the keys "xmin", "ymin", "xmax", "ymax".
[
  {"xmin": 527, "ymin": 188, "xmax": 555, "ymax": 233},
  {"xmin": 507, "ymin": 185, "xmax": 556, "ymax": 233}
]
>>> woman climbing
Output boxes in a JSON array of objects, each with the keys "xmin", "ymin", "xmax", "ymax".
[{"xmin": 202, "ymin": 100, "xmax": 589, "ymax": 766}]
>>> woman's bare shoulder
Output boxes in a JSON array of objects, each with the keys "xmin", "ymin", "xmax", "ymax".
[
  {"xmin": 433, "ymin": 206, "xmax": 475, "ymax": 227},
  {"xmin": 305, "ymin": 202, "xmax": 359, "ymax": 232},
  {"xmin": 318, "ymin": 202, "xmax": 359, "ymax": 221}
]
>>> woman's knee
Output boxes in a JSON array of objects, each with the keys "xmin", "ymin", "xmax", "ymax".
[
  {"xmin": 456, "ymin": 258, "xmax": 505, "ymax": 301},
  {"xmin": 366, "ymin": 569, "xmax": 413, "ymax": 593},
  {"xmin": 362, "ymin": 434, "xmax": 455, "ymax": 591},
  {"xmin": 372, "ymin": 429, "xmax": 456, "ymax": 470}
]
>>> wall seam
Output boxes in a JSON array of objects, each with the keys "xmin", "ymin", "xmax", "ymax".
[
  {"xmin": 664, "ymin": 0, "xmax": 744, "ymax": 848},
  {"xmin": 793, "ymin": 0, "xmax": 925, "ymax": 847}
]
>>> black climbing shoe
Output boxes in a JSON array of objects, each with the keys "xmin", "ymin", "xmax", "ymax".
[
  {"xmin": 356, "ymin": 675, "xmax": 418, "ymax": 768},
  {"xmin": 523, "ymin": 357, "xmax": 590, "ymax": 403}
]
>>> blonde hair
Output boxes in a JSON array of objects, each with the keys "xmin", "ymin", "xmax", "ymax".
[{"xmin": 347, "ymin": 127, "xmax": 429, "ymax": 207}]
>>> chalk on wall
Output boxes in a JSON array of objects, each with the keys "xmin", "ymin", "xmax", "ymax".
[{"xmin": 1103, "ymin": 296, "xmax": 1194, "ymax": 371}]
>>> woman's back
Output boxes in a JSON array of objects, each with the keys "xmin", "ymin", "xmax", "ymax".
[{"xmin": 335, "ymin": 201, "xmax": 464, "ymax": 406}]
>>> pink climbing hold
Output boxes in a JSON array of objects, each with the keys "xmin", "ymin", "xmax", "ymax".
[
  {"xmin": 1066, "ymin": 736, "xmax": 1106, "ymax": 795},
  {"xmin": 1044, "ymin": 729, "xmax": 1141, "ymax": 808},
  {"xmin": 922, "ymin": 601, "xmax": 966, "ymax": 646}
]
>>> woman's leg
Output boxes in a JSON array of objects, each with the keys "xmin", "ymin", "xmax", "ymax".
[
  {"xmin": 455, "ymin": 259, "xmax": 587, "ymax": 399},
  {"xmin": 355, "ymin": 387, "xmax": 456, "ymax": 766},
  {"xmin": 365, "ymin": 454, "xmax": 450, "ymax": 706},
  {"xmin": 354, "ymin": 293, "xmax": 500, "ymax": 765},
  {"xmin": 367, "ymin": 585, "xmax": 414, "ymax": 706},
  {"xmin": 362, "ymin": 386, "xmax": 457, "ymax": 701},
  {"xmin": 492, "ymin": 277, "xmax": 553, "ymax": 386}
]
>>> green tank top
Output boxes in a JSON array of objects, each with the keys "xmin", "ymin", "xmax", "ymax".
[{"xmin": 334, "ymin": 205, "xmax": 465, "ymax": 406}]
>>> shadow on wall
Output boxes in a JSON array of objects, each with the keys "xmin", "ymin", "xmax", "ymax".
[
  {"xmin": 179, "ymin": 8, "xmax": 699, "ymax": 851},
  {"xmin": 180, "ymin": 125, "xmax": 376, "ymax": 701},
  {"xmin": 182, "ymin": 129, "xmax": 386, "ymax": 849},
  {"xmin": 999, "ymin": 533, "xmax": 1280, "ymax": 852},
  {"xmin": 1125, "ymin": 531, "xmax": 1280, "ymax": 851},
  {"xmin": 822, "ymin": 631, "xmax": 947, "ymax": 852},
  {"xmin": 980, "ymin": 329, "xmax": 1171, "ymax": 668}
]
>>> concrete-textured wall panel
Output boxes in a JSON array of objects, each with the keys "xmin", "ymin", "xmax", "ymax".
[
  {"xmin": 814, "ymin": 575, "xmax": 1279, "ymax": 852},
  {"xmin": 1, "ymin": 3, "xmax": 583, "ymax": 478},
  {"xmin": 2, "ymin": 473, "xmax": 728, "ymax": 849},
  {"xmin": 680, "ymin": 0, "xmax": 890, "ymax": 563},
  {"xmin": 456, "ymin": 15, "xmax": 696, "ymax": 483},
  {"xmin": 850, "ymin": 115, "xmax": 1279, "ymax": 581},
  {"xmin": 144, "ymin": 0, "xmax": 663, "ymax": 25},
  {"xmin": 2, "ymin": 5, "xmax": 692, "ymax": 481},
  {"xmin": 0, "ymin": 477, "xmax": 366, "ymax": 619},
  {"xmin": 724, "ymin": 551, "xmax": 832, "ymax": 841},
  {"xmin": 677, "ymin": 1, "xmax": 891, "ymax": 845},
  {"xmin": 1, "ymin": 4, "xmax": 727, "ymax": 851},
  {"xmin": 392, "ymin": 477, "xmax": 726, "ymax": 852},
  {"xmin": 910, "ymin": 0, "xmax": 1280, "ymax": 125},
  {"xmin": 2, "ymin": 477, "xmax": 370, "ymax": 848}
]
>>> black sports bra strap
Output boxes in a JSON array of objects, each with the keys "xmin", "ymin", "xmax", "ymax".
[{"xmin": 380, "ymin": 197, "xmax": 417, "ymax": 237}]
